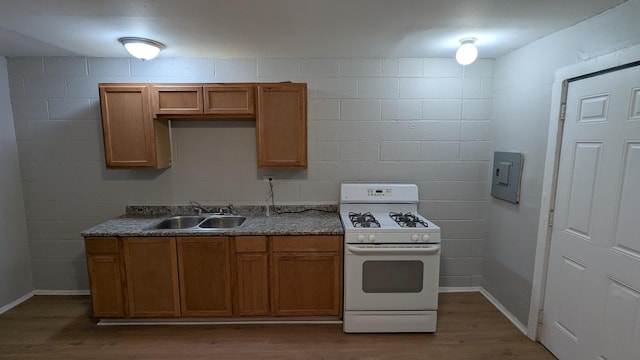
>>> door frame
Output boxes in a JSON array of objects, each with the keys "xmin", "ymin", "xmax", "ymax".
[{"xmin": 527, "ymin": 44, "xmax": 640, "ymax": 340}]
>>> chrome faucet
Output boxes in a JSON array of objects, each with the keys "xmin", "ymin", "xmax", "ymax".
[
  {"xmin": 189, "ymin": 200, "xmax": 213, "ymax": 214},
  {"xmin": 219, "ymin": 203, "xmax": 234, "ymax": 215}
]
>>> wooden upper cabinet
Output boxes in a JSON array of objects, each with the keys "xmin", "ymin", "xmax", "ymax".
[
  {"xmin": 152, "ymin": 85, "xmax": 204, "ymax": 115},
  {"xmin": 256, "ymin": 83, "xmax": 307, "ymax": 169},
  {"xmin": 150, "ymin": 84, "xmax": 255, "ymax": 117},
  {"xmin": 99, "ymin": 82, "xmax": 307, "ymax": 170},
  {"xmin": 204, "ymin": 85, "xmax": 255, "ymax": 116},
  {"xmin": 99, "ymin": 84, "xmax": 171, "ymax": 169}
]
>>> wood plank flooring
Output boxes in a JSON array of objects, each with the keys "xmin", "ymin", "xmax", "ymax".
[{"xmin": 0, "ymin": 292, "xmax": 555, "ymax": 359}]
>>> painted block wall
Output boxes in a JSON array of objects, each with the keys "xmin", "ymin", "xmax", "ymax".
[
  {"xmin": 0, "ymin": 57, "xmax": 33, "ymax": 308},
  {"xmin": 485, "ymin": 0, "xmax": 640, "ymax": 326},
  {"xmin": 7, "ymin": 56, "xmax": 493, "ymax": 291}
]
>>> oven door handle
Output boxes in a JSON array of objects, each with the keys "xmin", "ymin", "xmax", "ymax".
[{"xmin": 346, "ymin": 244, "xmax": 440, "ymax": 255}]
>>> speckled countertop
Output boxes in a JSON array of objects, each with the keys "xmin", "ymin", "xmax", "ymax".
[{"xmin": 81, "ymin": 205, "xmax": 344, "ymax": 237}]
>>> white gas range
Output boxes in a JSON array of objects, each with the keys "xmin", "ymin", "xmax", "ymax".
[{"xmin": 340, "ymin": 183, "xmax": 441, "ymax": 333}]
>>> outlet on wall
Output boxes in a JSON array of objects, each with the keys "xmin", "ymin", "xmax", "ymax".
[{"xmin": 263, "ymin": 176, "xmax": 275, "ymax": 183}]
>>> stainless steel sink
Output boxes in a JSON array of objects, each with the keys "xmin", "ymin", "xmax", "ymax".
[
  {"xmin": 148, "ymin": 215, "xmax": 246, "ymax": 230},
  {"xmin": 152, "ymin": 216, "xmax": 206, "ymax": 229},
  {"xmin": 198, "ymin": 216, "xmax": 246, "ymax": 229}
]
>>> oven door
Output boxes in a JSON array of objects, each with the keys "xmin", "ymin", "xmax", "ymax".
[{"xmin": 344, "ymin": 244, "xmax": 441, "ymax": 311}]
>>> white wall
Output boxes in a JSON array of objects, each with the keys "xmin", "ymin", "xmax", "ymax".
[
  {"xmin": 485, "ymin": 0, "xmax": 640, "ymax": 326},
  {"xmin": 7, "ymin": 56, "xmax": 493, "ymax": 290},
  {"xmin": 0, "ymin": 56, "xmax": 33, "ymax": 308}
]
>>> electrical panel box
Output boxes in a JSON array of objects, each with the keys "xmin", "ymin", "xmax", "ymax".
[{"xmin": 491, "ymin": 151, "xmax": 523, "ymax": 204}]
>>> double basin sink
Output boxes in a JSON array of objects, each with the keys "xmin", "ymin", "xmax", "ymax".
[{"xmin": 147, "ymin": 214, "xmax": 246, "ymax": 231}]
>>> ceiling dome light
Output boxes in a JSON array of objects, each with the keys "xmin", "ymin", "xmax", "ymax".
[
  {"xmin": 455, "ymin": 37, "xmax": 478, "ymax": 66},
  {"xmin": 118, "ymin": 37, "xmax": 165, "ymax": 61}
]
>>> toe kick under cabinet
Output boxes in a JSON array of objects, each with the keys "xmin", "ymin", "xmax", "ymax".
[{"xmin": 84, "ymin": 235, "xmax": 342, "ymax": 319}]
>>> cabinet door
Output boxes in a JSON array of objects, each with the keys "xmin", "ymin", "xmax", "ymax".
[
  {"xmin": 270, "ymin": 235, "xmax": 342, "ymax": 316},
  {"xmin": 123, "ymin": 237, "xmax": 180, "ymax": 317},
  {"xmin": 234, "ymin": 236, "xmax": 269, "ymax": 316},
  {"xmin": 85, "ymin": 237, "xmax": 124, "ymax": 318},
  {"xmin": 178, "ymin": 237, "xmax": 232, "ymax": 317},
  {"xmin": 152, "ymin": 85, "xmax": 204, "ymax": 116},
  {"xmin": 271, "ymin": 253, "xmax": 341, "ymax": 316},
  {"xmin": 86, "ymin": 255, "xmax": 124, "ymax": 317},
  {"xmin": 256, "ymin": 83, "xmax": 307, "ymax": 168},
  {"xmin": 204, "ymin": 85, "xmax": 255, "ymax": 116},
  {"xmin": 99, "ymin": 84, "xmax": 170, "ymax": 169}
]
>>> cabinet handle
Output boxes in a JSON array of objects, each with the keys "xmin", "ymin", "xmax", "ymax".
[{"xmin": 346, "ymin": 244, "xmax": 440, "ymax": 256}]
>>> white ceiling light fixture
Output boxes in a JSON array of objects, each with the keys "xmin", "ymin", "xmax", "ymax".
[
  {"xmin": 118, "ymin": 37, "xmax": 165, "ymax": 61},
  {"xmin": 455, "ymin": 37, "xmax": 478, "ymax": 66}
]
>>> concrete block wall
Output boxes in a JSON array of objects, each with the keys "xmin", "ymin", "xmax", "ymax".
[
  {"xmin": 0, "ymin": 57, "xmax": 33, "ymax": 307},
  {"xmin": 486, "ymin": 0, "xmax": 640, "ymax": 327},
  {"xmin": 7, "ymin": 56, "xmax": 493, "ymax": 290}
]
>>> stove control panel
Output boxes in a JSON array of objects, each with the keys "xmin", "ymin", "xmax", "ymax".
[
  {"xmin": 347, "ymin": 232, "xmax": 440, "ymax": 244},
  {"xmin": 367, "ymin": 188, "xmax": 392, "ymax": 197},
  {"xmin": 357, "ymin": 234, "xmax": 377, "ymax": 242},
  {"xmin": 341, "ymin": 183, "xmax": 418, "ymax": 203},
  {"xmin": 411, "ymin": 234, "xmax": 431, "ymax": 242}
]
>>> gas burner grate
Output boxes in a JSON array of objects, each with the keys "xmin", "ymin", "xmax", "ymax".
[
  {"xmin": 389, "ymin": 212, "xmax": 429, "ymax": 228},
  {"xmin": 349, "ymin": 212, "xmax": 380, "ymax": 228}
]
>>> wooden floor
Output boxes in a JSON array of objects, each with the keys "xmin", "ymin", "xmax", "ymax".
[{"xmin": 0, "ymin": 292, "xmax": 555, "ymax": 359}]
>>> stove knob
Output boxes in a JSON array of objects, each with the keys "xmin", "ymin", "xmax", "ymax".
[
  {"xmin": 368, "ymin": 234, "xmax": 376, "ymax": 242},
  {"xmin": 357, "ymin": 234, "xmax": 365, "ymax": 242},
  {"xmin": 411, "ymin": 234, "xmax": 419, "ymax": 242},
  {"xmin": 422, "ymin": 234, "xmax": 431, "ymax": 242}
]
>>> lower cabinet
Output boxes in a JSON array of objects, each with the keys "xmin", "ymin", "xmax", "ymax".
[
  {"xmin": 270, "ymin": 236, "xmax": 342, "ymax": 316},
  {"xmin": 177, "ymin": 237, "xmax": 232, "ymax": 317},
  {"xmin": 123, "ymin": 237, "xmax": 180, "ymax": 317},
  {"xmin": 85, "ymin": 237, "xmax": 124, "ymax": 317},
  {"xmin": 233, "ymin": 236, "xmax": 270, "ymax": 316},
  {"xmin": 84, "ymin": 235, "xmax": 342, "ymax": 319}
]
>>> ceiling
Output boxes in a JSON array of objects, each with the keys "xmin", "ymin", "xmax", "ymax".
[{"xmin": 0, "ymin": 0, "xmax": 627, "ymax": 59}]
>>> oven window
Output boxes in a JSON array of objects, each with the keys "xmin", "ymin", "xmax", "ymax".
[{"xmin": 362, "ymin": 260, "xmax": 424, "ymax": 293}]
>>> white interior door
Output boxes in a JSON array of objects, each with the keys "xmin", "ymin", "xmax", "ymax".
[{"xmin": 540, "ymin": 64, "xmax": 640, "ymax": 360}]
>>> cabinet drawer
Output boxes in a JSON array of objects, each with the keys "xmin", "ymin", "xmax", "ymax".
[
  {"xmin": 234, "ymin": 236, "xmax": 267, "ymax": 253},
  {"xmin": 85, "ymin": 237, "xmax": 119, "ymax": 254},
  {"xmin": 271, "ymin": 236, "xmax": 341, "ymax": 253},
  {"xmin": 152, "ymin": 85, "xmax": 203, "ymax": 115},
  {"xmin": 204, "ymin": 85, "xmax": 255, "ymax": 115}
]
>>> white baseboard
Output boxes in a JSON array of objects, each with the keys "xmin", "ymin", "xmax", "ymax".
[
  {"xmin": 439, "ymin": 286, "xmax": 482, "ymax": 293},
  {"xmin": 439, "ymin": 287, "xmax": 528, "ymax": 335},
  {"xmin": 0, "ymin": 291, "xmax": 35, "ymax": 315},
  {"xmin": 479, "ymin": 288, "xmax": 528, "ymax": 335},
  {"xmin": 34, "ymin": 290, "xmax": 90, "ymax": 296},
  {"xmin": 99, "ymin": 319, "xmax": 342, "ymax": 326},
  {"xmin": 4, "ymin": 287, "xmax": 526, "ymax": 337},
  {"xmin": 1, "ymin": 290, "xmax": 90, "ymax": 315}
]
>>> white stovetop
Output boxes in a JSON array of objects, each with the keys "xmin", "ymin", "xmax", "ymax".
[{"xmin": 339, "ymin": 209, "xmax": 441, "ymax": 245}]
